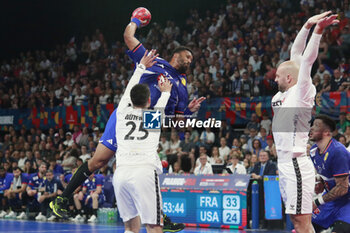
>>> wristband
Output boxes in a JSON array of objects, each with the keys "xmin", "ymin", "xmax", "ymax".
[
  {"xmin": 137, "ymin": 63, "xmax": 146, "ymax": 70},
  {"xmin": 314, "ymin": 196, "xmax": 325, "ymax": 206},
  {"xmin": 131, "ymin": 18, "xmax": 141, "ymax": 28}
]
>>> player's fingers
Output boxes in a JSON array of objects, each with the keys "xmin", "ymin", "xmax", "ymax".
[
  {"xmin": 318, "ymin": 10, "xmax": 332, "ymax": 18},
  {"xmin": 143, "ymin": 50, "xmax": 149, "ymax": 58},
  {"xmin": 197, "ymin": 97, "xmax": 206, "ymax": 103}
]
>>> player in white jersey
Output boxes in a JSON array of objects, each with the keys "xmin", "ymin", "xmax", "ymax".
[
  {"xmin": 113, "ymin": 49, "xmax": 172, "ymax": 233},
  {"xmin": 272, "ymin": 12, "xmax": 339, "ymax": 233}
]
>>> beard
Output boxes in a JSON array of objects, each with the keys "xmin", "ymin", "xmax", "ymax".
[{"xmin": 176, "ymin": 57, "xmax": 189, "ymax": 73}]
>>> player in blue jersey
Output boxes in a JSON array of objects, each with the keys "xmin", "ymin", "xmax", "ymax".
[
  {"xmin": 35, "ymin": 169, "xmax": 64, "ymax": 221},
  {"xmin": 73, "ymin": 173, "xmax": 104, "ymax": 223},
  {"xmin": 124, "ymin": 15, "xmax": 205, "ymax": 116},
  {"xmin": 309, "ymin": 115, "xmax": 350, "ymax": 233},
  {"xmin": 4, "ymin": 167, "xmax": 28, "ymax": 219},
  {"xmin": 0, "ymin": 166, "xmax": 14, "ymax": 218}
]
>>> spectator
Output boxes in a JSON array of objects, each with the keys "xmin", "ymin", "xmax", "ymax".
[
  {"xmin": 63, "ymin": 132, "xmax": 74, "ymax": 149},
  {"xmin": 79, "ymin": 145, "xmax": 91, "ymax": 163},
  {"xmin": 200, "ymin": 128, "xmax": 215, "ymax": 150},
  {"xmin": 178, "ymin": 131, "xmax": 195, "ymax": 156},
  {"xmin": 218, "ymin": 137, "xmax": 230, "ymax": 161},
  {"xmin": 331, "ymin": 68, "xmax": 345, "ymax": 91},
  {"xmin": 224, "ymin": 154, "xmax": 246, "ymax": 174},
  {"xmin": 209, "ymin": 146, "xmax": 224, "ymax": 165},
  {"xmin": 247, "ymin": 154, "xmax": 258, "ymax": 174},
  {"xmin": 194, "ymin": 153, "xmax": 213, "ymax": 175},
  {"xmin": 159, "ymin": 134, "xmax": 170, "ymax": 156},
  {"xmin": 251, "ymin": 139, "xmax": 263, "ymax": 157},
  {"xmin": 247, "ymin": 128, "xmax": 260, "ymax": 152},
  {"xmin": 61, "ymin": 149, "xmax": 78, "ymax": 172},
  {"xmin": 260, "ymin": 112, "xmax": 272, "ymax": 134},
  {"xmin": 251, "ymin": 151, "xmax": 277, "ymax": 180}
]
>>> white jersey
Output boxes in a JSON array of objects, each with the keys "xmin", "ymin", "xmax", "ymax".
[
  {"xmin": 272, "ymin": 27, "xmax": 321, "ymax": 159},
  {"xmin": 115, "ymin": 64, "xmax": 170, "ymax": 173}
]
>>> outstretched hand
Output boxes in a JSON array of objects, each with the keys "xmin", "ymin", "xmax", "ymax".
[
  {"xmin": 317, "ymin": 14, "xmax": 339, "ymax": 29},
  {"xmin": 158, "ymin": 77, "xmax": 173, "ymax": 93},
  {"xmin": 188, "ymin": 97, "xmax": 206, "ymax": 113},
  {"xmin": 140, "ymin": 49, "xmax": 159, "ymax": 68},
  {"xmin": 305, "ymin": 11, "xmax": 332, "ymax": 29}
]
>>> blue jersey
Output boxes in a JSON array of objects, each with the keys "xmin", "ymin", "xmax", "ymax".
[
  {"xmin": 28, "ymin": 173, "xmax": 45, "ymax": 190},
  {"xmin": 11, "ymin": 173, "xmax": 29, "ymax": 188},
  {"xmin": 127, "ymin": 43, "xmax": 190, "ymax": 115},
  {"xmin": 44, "ymin": 178, "xmax": 63, "ymax": 194},
  {"xmin": 83, "ymin": 175, "xmax": 104, "ymax": 193},
  {"xmin": 64, "ymin": 173, "xmax": 73, "ymax": 183},
  {"xmin": 99, "ymin": 108, "xmax": 118, "ymax": 152},
  {"xmin": 0, "ymin": 173, "xmax": 13, "ymax": 192},
  {"xmin": 310, "ymin": 139, "xmax": 350, "ymax": 200}
]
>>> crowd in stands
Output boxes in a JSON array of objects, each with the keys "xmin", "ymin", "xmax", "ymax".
[{"xmin": 0, "ymin": 0, "xmax": 350, "ymax": 222}]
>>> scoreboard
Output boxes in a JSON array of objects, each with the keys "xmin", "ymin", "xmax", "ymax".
[{"xmin": 159, "ymin": 174, "xmax": 250, "ymax": 229}]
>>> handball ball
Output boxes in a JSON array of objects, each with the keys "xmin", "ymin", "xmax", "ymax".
[{"xmin": 132, "ymin": 7, "xmax": 151, "ymax": 27}]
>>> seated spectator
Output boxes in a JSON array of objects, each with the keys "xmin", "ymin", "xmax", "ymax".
[
  {"xmin": 209, "ymin": 146, "xmax": 224, "ymax": 165},
  {"xmin": 4, "ymin": 167, "xmax": 28, "ymax": 219},
  {"xmin": 73, "ymin": 173, "xmax": 104, "ymax": 223},
  {"xmin": 48, "ymin": 158, "xmax": 64, "ymax": 176},
  {"xmin": 0, "ymin": 166, "xmax": 13, "ymax": 218},
  {"xmin": 79, "ymin": 145, "xmax": 91, "ymax": 163},
  {"xmin": 194, "ymin": 153, "xmax": 213, "ymax": 175},
  {"xmin": 240, "ymin": 134, "xmax": 249, "ymax": 152},
  {"xmin": 264, "ymin": 135, "xmax": 277, "ymax": 161},
  {"xmin": 35, "ymin": 169, "xmax": 63, "ymax": 221},
  {"xmin": 200, "ymin": 128, "xmax": 215, "ymax": 150},
  {"xmin": 219, "ymin": 137, "xmax": 230, "ymax": 162},
  {"xmin": 247, "ymin": 154, "xmax": 258, "ymax": 174},
  {"xmin": 63, "ymin": 132, "xmax": 74, "ymax": 149},
  {"xmin": 178, "ymin": 131, "xmax": 195, "ymax": 156},
  {"xmin": 251, "ymin": 139, "xmax": 263, "ymax": 157},
  {"xmin": 247, "ymin": 128, "xmax": 261, "ymax": 152},
  {"xmin": 159, "ymin": 134, "xmax": 170, "ymax": 156},
  {"xmin": 23, "ymin": 160, "xmax": 36, "ymax": 174},
  {"xmin": 224, "ymin": 154, "xmax": 246, "ymax": 174},
  {"xmin": 61, "ymin": 149, "xmax": 78, "ymax": 172},
  {"xmin": 251, "ymin": 151, "xmax": 277, "ymax": 180},
  {"xmin": 258, "ymin": 128, "xmax": 268, "ymax": 148},
  {"xmin": 260, "ymin": 112, "xmax": 272, "ymax": 134},
  {"xmin": 245, "ymin": 113, "xmax": 261, "ymax": 132}
]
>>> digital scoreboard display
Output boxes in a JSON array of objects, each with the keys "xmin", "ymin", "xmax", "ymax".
[{"xmin": 159, "ymin": 174, "xmax": 250, "ymax": 229}]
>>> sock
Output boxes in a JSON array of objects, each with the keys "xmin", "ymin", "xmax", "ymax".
[
  {"xmin": 62, "ymin": 162, "xmax": 92, "ymax": 198},
  {"xmin": 92, "ymin": 208, "xmax": 97, "ymax": 216}
]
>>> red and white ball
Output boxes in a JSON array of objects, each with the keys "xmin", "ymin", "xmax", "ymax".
[{"xmin": 132, "ymin": 7, "xmax": 152, "ymax": 27}]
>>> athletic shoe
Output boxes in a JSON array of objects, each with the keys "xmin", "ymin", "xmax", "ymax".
[
  {"xmin": 47, "ymin": 215, "xmax": 56, "ymax": 221},
  {"xmin": 16, "ymin": 211, "xmax": 27, "ymax": 220},
  {"xmin": 35, "ymin": 212, "xmax": 47, "ymax": 221},
  {"xmin": 163, "ymin": 214, "xmax": 185, "ymax": 232},
  {"xmin": 0, "ymin": 210, "xmax": 7, "ymax": 218},
  {"xmin": 49, "ymin": 196, "xmax": 69, "ymax": 219},
  {"xmin": 73, "ymin": 214, "xmax": 85, "ymax": 223},
  {"xmin": 87, "ymin": 214, "xmax": 97, "ymax": 223},
  {"xmin": 5, "ymin": 211, "xmax": 16, "ymax": 218}
]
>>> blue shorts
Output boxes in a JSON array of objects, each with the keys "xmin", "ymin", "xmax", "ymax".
[{"xmin": 312, "ymin": 198, "xmax": 350, "ymax": 228}]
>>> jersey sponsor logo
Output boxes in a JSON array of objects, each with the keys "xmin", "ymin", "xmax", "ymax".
[
  {"xmin": 143, "ymin": 110, "xmax": 161, "ymax": 129},
  {"xmin": 181, "ymin": 77, "xmax": 186, "ymax": 86},
  {"xmin": 324, "ymin": 152, "xmax": 329, "ymax": 161},
  {"xmin": 272, "ymin": 100, "xmax": 282, "ymax": 107}
]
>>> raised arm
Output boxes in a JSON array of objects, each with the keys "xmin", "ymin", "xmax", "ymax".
[
  {"xmin": 297, "ymin": 14, "xmax": 339, "ymax": 87},
  {"xmin": 291, "ymin": 11, "xmax": 332, "ymax": 65},
  {"xmin": 124, "ymin": 22, "xmax": 141, "ymax": 51},
  {"xmin": 118, "ymin": 50, "xmax": 158, "ymax": 110}
]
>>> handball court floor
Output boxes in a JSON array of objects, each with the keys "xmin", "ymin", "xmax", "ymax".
[{"xmin": 0, "ymin": 219, "xmax": 290, "ymax": 233}]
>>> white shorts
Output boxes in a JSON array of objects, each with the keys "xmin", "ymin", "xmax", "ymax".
[
  {"xmin": 113, "ymin": 166, "xmax": 163, "ymax": 225},
  {"xmin": 278, "ymin": 156, "xmax": 315, "ymax": 215}
]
